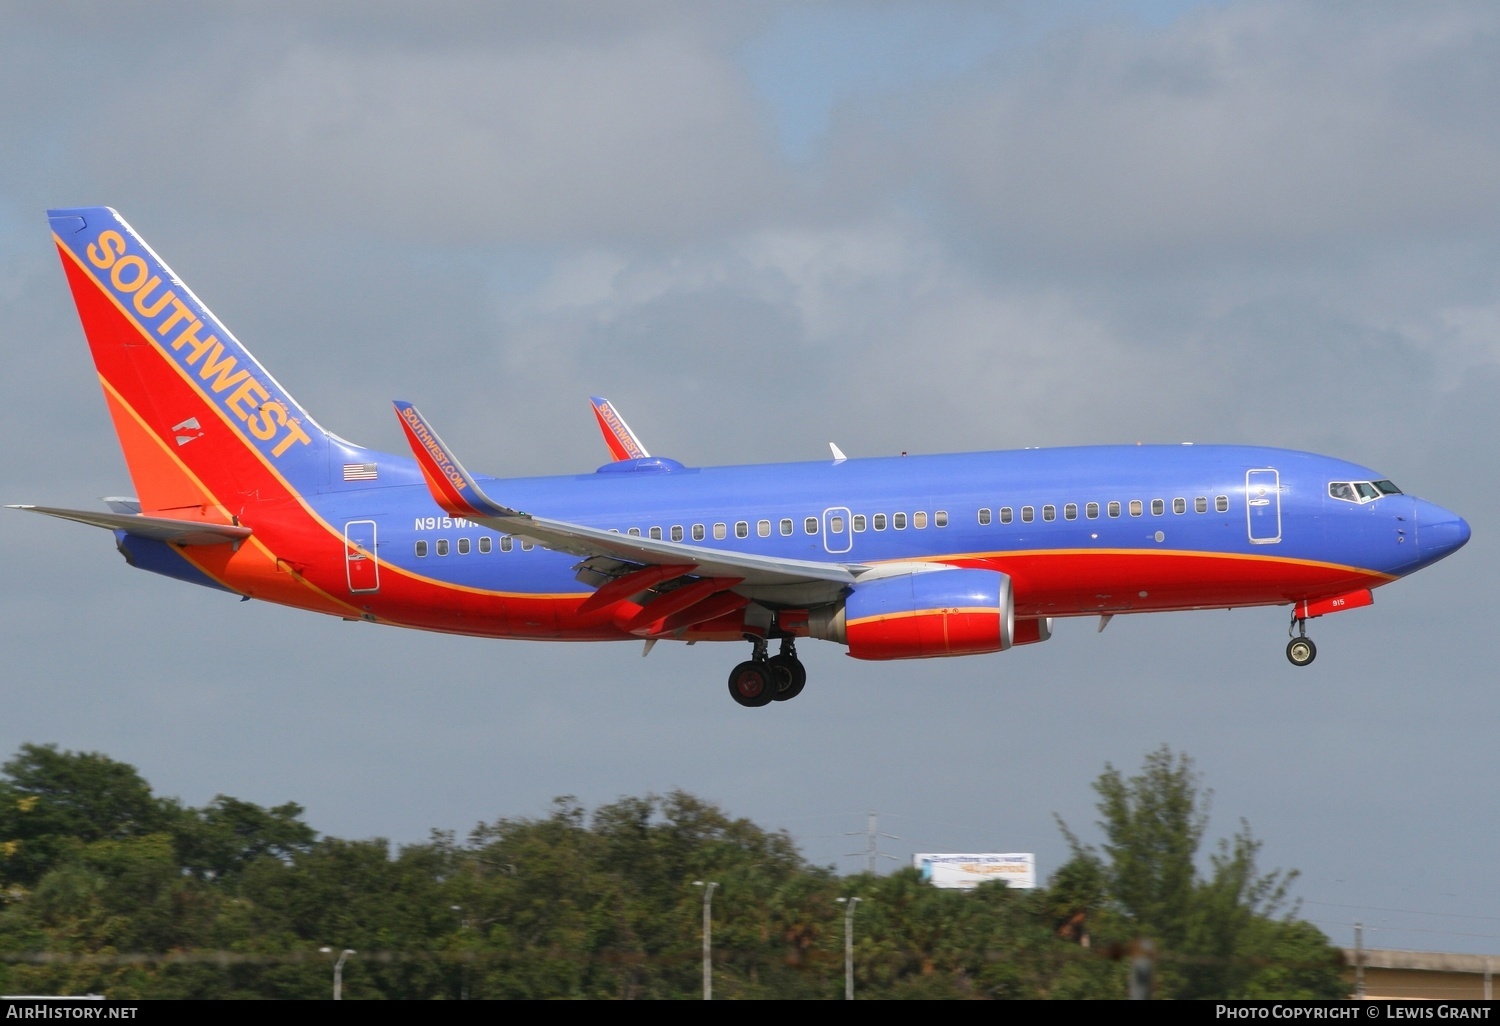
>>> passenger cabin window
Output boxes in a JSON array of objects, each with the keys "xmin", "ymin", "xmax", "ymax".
[
  {"xmin": 735, "ymin": 521, "xmax": 749, "ymax": 538},
  {"xmin": 829, "ymin": 515, "xmax": 845, "ymax": 533},
  {"xmin": 1108, "ymin": 501, "xmax": 1121, "ymax": 518},
  {"xmin": 852, "ymin": 514, "xmax": 866, "ymax": 532},
  {"xmin": 935, "ymin": 511, "xmax": 948, "ymax": 527},
  {"xmin": 1064, "ymin": 503, "xmax": 1077, "ymax": 521},
  {"xmin": 1000, "ymin": 507, "xmax": 1014, "ymax": 524},
  {"xmin": 1129, "ymin": 500, "xmax": 1143, "ymax": 517},
  {"xmin": 714, "ymin": 523, "xmax": 727, "ymax": 540},
  {"xmin": 457, "ymin": 538, "xmax": 470, "ymax": 555},
  {"xmin": 873, "ymin": 514, "xmax": 887, "ymax": 530},
  {"xmin": 893, "ymin": 513, "xmax": 908, "ymax": 530},
  {"xmin": 1042, "ymin": 505, "xmax": 1055, "ymax": 522},
  {"xmin": 436, "ymin": 539, "xmax": 449, "ymax": 556},
  {"xmin": 692, "ymin": 524, "xmax": 705, "ymax": 541},
  {"xmin": 1020, "ymin": 506, "xmax": 1034, "ymax": 523},
  {"xmin": 913, "ymin": 512, "xmax": 927, "ymax": 529},
  {"xmin": 501, "ymin": 537, "xmax": 513, "ymax": 552},
  {"xmin": 649, "ymin": 527, "xmax": 662, "ymax": 540},
  {"xmin": 520, "ymin": 540, "xmax": 533, "ymax": 551},
  {"xmin": 805, "ymin": 517, "xmax": 819, "ymax": 534},
  {"xmin": 1215, "ymin": 495, "xmax": 1229, "ymax": 513},
  {"xmin": 1086, "ymin": 502, "xmax": 1100, "ymax": 519},
  {"xmin": 670, "ymin": 526, "xmax": 683, "ymax": 541},
  {"xmin": 479, "ymin": 536, "xmax": 492, "ymax": 553},
  {"xmin": 757, "ymin": 520, "xmax": 771, "ymax": 537},
  {"xmin": 415, "ymin": 540, "xmax": 428, "ymax": 557},
  {"xmin": 1150, "ymin": 499, "xmax": 1164, "ymax": 516},
  {"xmin": 780, "ymin": 519, "xmax": 793, "ymax": 536},
  {"xmin": 1172, "ymin": 498, "xmax": 1186, "ymax": 515},
  {"xmin": 628, "ymin": 527, "xmax": 641, "ymax": 537},
  {"xmin": 978, "ymin": 508, "xmax": 992, "ymax": 525},
  {"xmin": 1195, "ymin": 497, "xmax": 1208, "ymax": 513}
]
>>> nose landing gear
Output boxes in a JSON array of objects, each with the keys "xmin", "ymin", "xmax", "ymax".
[
  {"xmin": 1286, "ymin": 616, "xmax": 1317, "ymax": 667},
  {"xmin": 726, "ymin": 635, "xmax": 807, "ymax": 707}
]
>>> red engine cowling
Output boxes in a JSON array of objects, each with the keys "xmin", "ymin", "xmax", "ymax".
[{"xmin": 811, "ymin": 569, "xmax": 1015, "ymax": 660}]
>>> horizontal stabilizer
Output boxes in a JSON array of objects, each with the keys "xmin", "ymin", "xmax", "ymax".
[{"xmin": 8, "ymin": 505, "xmax": 252, "ymax": 546}]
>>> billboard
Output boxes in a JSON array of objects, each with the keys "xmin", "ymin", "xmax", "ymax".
[{"xmin": 914, "ymin": 852, "xmax": 1036, "ymax": 890}]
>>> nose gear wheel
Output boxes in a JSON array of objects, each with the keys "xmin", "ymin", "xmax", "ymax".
[{"xmin": 1285, "ymin": 615, "xmax": 1316, "ymax": 667}]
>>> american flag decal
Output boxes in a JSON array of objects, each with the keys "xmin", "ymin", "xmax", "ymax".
[{"xmin": 343, "ymin": 463, "xmax": 378, "ymax": 482}]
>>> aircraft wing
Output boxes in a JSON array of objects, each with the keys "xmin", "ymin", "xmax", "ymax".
[
  {"xmin": 8, "ymin": 505, "xmax": 252, "ymax": 546},
  {"xmin": 393, "ymin": 402, "xmax": 865, "ymax": 598},
  {"xmin": 589, "ymin": 396, "xmax": 651, "ymax": 461}
]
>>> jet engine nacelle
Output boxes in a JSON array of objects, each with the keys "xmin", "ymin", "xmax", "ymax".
[
  {"xmin": 1012, "ymin": 616, "xmax": 1053, "ymax": 646},
  {"xmin": 810, "ymin": 568, "xmax": 1014, "ymax": 660}
]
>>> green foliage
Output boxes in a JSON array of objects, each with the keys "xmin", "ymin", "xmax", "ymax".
[
  {"xmin": 0, "ymin": 742, "xmax": 1345, "ymax": 999},
  {"xmin": 1057, "ymin": 745, "xmax": 1345, "ymax": 999},
  {"xmin": 0, "ymin": 743, "xmax": 173, "ymax": 885},
  {"xmin": 176, "ymin": 796, "xmax": 316, "ymax": 881}
]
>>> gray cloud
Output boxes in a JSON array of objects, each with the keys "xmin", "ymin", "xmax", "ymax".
[
  {"xmin": 2, "ymin": 1, "xmax": 1497, "ymax": 957},
  {"xmin": 823, "ymin": 3, "xmax": 1500, "ymax": 265}
]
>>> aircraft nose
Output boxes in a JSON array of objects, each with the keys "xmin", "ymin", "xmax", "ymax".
[{"xmin": 1419, "ymin": 504, "xmax": 1471, "ymax": 561}]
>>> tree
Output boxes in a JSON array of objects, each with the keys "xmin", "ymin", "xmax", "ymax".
[
  {"xmin": 1055, "ymin": 745, "xmax": 1345, "ymax": 999},
  {"xmin": 0, "ymin": 743, "xmax": 176, "ymax": 886},
  {"xmin": 175, "ymin": 795, "xmax": 317, "ymax": 881},
  {"xmin": 0, "ymin": 740, "xmax": 1345, "ymax": 999}
]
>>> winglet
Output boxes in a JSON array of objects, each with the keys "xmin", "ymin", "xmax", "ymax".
[
  {"xmin": 391, "ymin": 401, "xmax": 519, "ymax": 519},
  {"xmin": 589, "ymin": 396, "xmax": 651, "ymax": 461}
]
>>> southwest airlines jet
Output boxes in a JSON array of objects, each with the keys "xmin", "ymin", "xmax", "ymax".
[{"xmin": 15, "ymin": 208, "xmax": 1471, "ymax": 707}]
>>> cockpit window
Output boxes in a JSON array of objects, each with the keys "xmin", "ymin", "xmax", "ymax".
[{"xmin": 1329, "ymin": 481, "xmax": 1396, "ymax": 504}]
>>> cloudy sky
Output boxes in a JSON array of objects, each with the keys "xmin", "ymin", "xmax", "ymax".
[{"xmin": 3, "ymin": 1, "xmax": 1498, "ymax": 956}]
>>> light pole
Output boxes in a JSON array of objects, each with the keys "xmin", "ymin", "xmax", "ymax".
[
  {"xmin": 319, "ymin": 947, "xmax": 356, "ymax": 1000},
  {"xmin": 451, "ymin": 904, "xmax": 469, "ymax": 1001},
  {"xmin": 837, "ymin": 897, "xmax": 862, "ymax": 1000},
  {"xmin": 693, "ymin": 880, "xmax": 718, "ymax": 1000}
]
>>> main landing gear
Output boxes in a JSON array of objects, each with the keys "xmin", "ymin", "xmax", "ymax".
[
  {"xmin": 727, "ymin": 636, "xmax": 807, "ymax": 708},
  {"xmin": 1286, "ymin": 615, "xmax": 1317, "ymax": 667}
]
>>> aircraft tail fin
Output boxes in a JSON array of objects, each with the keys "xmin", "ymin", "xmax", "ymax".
[{"xmin": 47, "ymin": 208, "xmax": 341, "ymax": 516}]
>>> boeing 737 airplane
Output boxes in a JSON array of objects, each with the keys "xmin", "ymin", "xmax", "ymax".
[{"xmin": 14, "ymin": 208, "xmax": 1471, "ymax": 707}]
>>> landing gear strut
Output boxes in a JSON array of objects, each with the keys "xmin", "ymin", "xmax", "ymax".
[
  {"xmin": 767, "ymin": 638, "xmax": 807, "ymax": 702},
  {"xmin": 1286, "ymin": 616, "xmax": 1317, "ymax": 667},
  {"xmin": 727, "ymin": 635, "xmax": 807, "ymax": 707}
]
